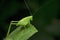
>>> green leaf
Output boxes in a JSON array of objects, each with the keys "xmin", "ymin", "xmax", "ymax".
[{"xmin": 4, "ymin": 24, "xmax": 38, "ymax": 40}]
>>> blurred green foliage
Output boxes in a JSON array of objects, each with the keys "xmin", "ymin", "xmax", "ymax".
[{"xmin": 0, "ymin": 0, "xmax": 60, "ymax": 40}]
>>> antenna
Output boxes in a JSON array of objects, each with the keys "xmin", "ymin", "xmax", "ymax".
[
  {"xmin": 24, "ymin": 0, "xmax": 32, "ymax": 15},
  {"xmin": 24, "ymin": 0, "xmax": 41, "ymax": 16}
]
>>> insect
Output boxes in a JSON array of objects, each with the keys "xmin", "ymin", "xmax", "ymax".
[
  {"xmin": 6, "ymin": 0, "xmax": 39, "ymax": 37},
  {"xmin": 6, "ymin": 16, "xmax": 33, "ymax": 37}
]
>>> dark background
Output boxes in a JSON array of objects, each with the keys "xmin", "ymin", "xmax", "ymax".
[{"xmin": 0, "ymin": 0, "xmax": 60, "ymax": 40}]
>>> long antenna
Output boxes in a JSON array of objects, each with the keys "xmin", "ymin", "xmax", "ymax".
[
  {"xmin": 24, "ymin": 0, "xmax": 42, "ymax": 16},
  {"xmin": 24, "ymin": 0, "xmax": 32, "ymax": 15},
  {"xmin": 33, "ymin": 7, "xmax": 41, "ymax": 16}
]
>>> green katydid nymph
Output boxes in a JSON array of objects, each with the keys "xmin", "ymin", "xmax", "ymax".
[
  {"xmin": 6, "ymin": 16, "xmax": 33, "ymax": 37},
  {"xmin": 6, "ymin": 0, "xmax": 39, "ymax": 38}
]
